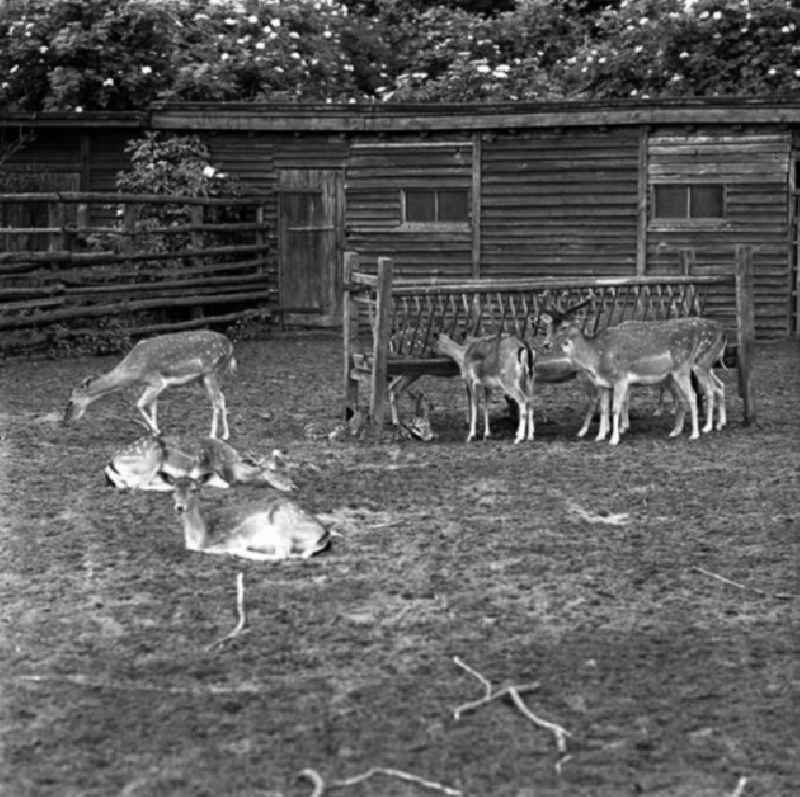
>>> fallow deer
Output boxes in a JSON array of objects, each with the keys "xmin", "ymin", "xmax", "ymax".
[
  {"xmin": 170, "ymin": 475, "xmax": 332, "ymax": 561},
  {"xmin": 437, "ymin": 331, "xmax": 536, "ymax": 443},
  {"xmin": 64, "ymin": 330, "xmax": 235, "ymax": 439},
  {"xmin": 105, "ymin": 435, "xmax": 296, "ymax": 492}
]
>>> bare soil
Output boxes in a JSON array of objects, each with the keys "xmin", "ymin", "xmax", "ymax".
[{"xmin": 1, "ymin": 335, "xmax": 798, "ymax": 797}]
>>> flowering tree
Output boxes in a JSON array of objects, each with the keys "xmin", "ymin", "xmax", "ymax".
[
  {"xmin": 561, "ymin": 0, "xmax": 800, "ymax": 99},
  {"xmin": 0, "ymin": 0, "xmax": 176, "ymax": 111},
  {"xmin": 114, "ymin": 132, "xmax": 244, "ymax": 252},
  {"xmin": 0, "ymin": 0, "xmax": 797, "ymax": 109}
]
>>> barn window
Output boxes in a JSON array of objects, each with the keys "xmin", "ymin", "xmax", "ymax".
[
  {"xmin": 653, "ymin": 184, "xmax": 725, "ymax": 220},
  {"xmin": 402, "ymin": 188, "xmax": 469, "ymax": 226}
]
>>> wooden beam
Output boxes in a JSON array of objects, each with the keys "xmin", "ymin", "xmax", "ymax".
[
  {"xmin": 342, "ymin": 250, "xmax": 361, "ymax": 418},
  {"xmin": 636, "ymin": 127, "xmax": 648, "ymax": 275},
  {"xmin": 369, "ymin": 256, "xmax": 393, "ymax": 434},
  {"xmin": 735, "ymin": 245, "xmax": 756, "ymax": 424},
  {"xmin": 471, "ymin": 132, "xmax": 482, "ymax": 279}
]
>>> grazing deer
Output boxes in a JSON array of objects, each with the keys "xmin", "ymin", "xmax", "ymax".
[
  {"xmin": 105, "ymin": 435, "xmax": 296, "ymax": 492},
  {"xmin": 64, "ymin": 331, "xmax": 235, "ymax": 439},
  {"xmin": 170, "ymin": 475, "xmax": 332, "ymax": 561},
  {"xmin": 386, "ymin": 379, "xmax": 436, "ymax": 441},
  {"xmin": 551, "ymin": 317, "xmax": 714, "ymax": 445},
  {"xmin": 438, "ymin": 331, "xmax": 536, "ymax": 443}
]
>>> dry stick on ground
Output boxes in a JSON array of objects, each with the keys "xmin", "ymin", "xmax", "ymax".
[
  {"xmin": 298, "ymin": 766, "xmax": 462, "ymax": 796},
  {"xmin": 452, "ymin": 656, "xmax": 571, "ymax": 753},
  {"xmin": 207, "ymin": 571, "xmax": 249, "ymax": 650},
  {"xmin": 693, "ymin": 566, "xmax": 800, "ymax": 600},
  {"xmin": 729, "ymin": 775, "xmax": 747, "ymax": 797}
]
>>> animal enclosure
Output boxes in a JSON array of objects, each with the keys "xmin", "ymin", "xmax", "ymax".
[
  {"xmin": 1, "ymin": 334, "xmax": 797, "ymax": 796},
  {"xmin": 343, "ymin": 247, "xmax": 757, "ymax": 433}
]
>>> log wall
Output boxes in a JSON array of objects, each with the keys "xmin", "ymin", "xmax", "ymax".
[
  {"xmin": 481, "ymin": 130, "xmax": 641, "ymax": 278},
  {"xmin": 646, "ymin": 131, "xmax": 791, "ymax": 337},
  {"xmin": 345, "ymin": 139, "xmax": 474, "ymax": 279}
]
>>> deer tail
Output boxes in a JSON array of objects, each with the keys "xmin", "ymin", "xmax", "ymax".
[{"xmin": 517, "ymin": 343, "xmax": 535, "ymax": 378}]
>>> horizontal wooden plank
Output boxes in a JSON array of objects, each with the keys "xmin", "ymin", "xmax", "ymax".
[{"xmin": 0, "ymin": 289, "xmax": 278, "ymax": 330}]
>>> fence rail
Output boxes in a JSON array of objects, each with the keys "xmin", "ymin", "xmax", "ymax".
[
  {"xmin": 343, "ymin": 247, "xmax": 756, "ymax": 433},
  {"xmin": 0, "ymin": 191, "xmax": 276, "ymax": 352}
]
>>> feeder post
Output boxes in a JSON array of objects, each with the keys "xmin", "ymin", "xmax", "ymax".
[
  {"xmin": 370, "ymin": 256, "xmax": 393, "ymax": 433},
  {"xmin": 735, "ymin": 245, "xmax": 756, "ymax": 424},
  {"xmin": 342, "ymin": 250, "xmax": 361, "ymax": 418}
]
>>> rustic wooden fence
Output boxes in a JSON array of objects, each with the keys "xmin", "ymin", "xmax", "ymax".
[
  {"xmin": 0, "ymin": 192, "xmax": 276, "ymax": 352},
  {"xmin": 343, "ymin": 247, "xmax": 756, "ymax": 433}
]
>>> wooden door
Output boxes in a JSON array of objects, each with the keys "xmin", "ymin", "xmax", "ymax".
[{"xmin": 278, "ymin": 169, "xmax": 343, "ymax": 324}]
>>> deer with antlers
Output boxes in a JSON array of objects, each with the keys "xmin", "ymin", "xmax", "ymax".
[
  {"xmin": 63, "ymin": 330, "xmax": 236, "ymax": 439},
  {"xmin": 543, "ymin": 304, "xmax": 726, "ymax": 445}
]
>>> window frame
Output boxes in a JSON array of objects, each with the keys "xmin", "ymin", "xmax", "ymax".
[
  {"xmin": 399, "ymin": 187, "xmax": 470, "ymax": 231},
  {"xmin": 649, "ymin": 182, "xmax": 729, "ymax": 230}
]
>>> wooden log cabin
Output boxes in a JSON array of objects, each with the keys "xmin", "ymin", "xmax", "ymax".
[{"xmin": 2, "ymin": 98, "xmax": 799, "ymax": 337}]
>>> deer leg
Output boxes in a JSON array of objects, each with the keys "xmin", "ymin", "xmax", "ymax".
[
  {"xmin": 510, "ymin": 392, "xmax": 531, "ymax": 444},
  {"xmin": 595, "ymin": 387, "xmax": 611, "ymax": 441},
  {"xmin": 692, "ymin": 367, "xmax": 715, "ymax": 434},
  {"xmin": 203, "ymin": 373, "xmax": 228, "ymax": 440},
  {"xmin": 482, "ymin": 386, "xmax": 491, "ymax": 440},
  {"xmin": 609, "ymin": 383, "xmax": 627, "ymax": 446},
  {"xmin": 466, "ymin": 383, "xmax": 478, "ymax": 442},
  {"xmin": 388, "ymin": 375, "xmax": 415, "ymax": 427},
  {"xmin": 672, "ymin": 371, "xmax": 699, "ymax": 440},
  {"xmin": 137, "ymin": 384, "xmax": 164, "ymax": 434},
  {"xmin": 619, "ymin": 388, "xmax": 631, "ymax": 433},
  {"xmin": 711, "ymin": 370, "xmax": 726, "ymax": 429},
  {"xmin": 577, "ymin": 380, "xmax": 596, "ymax": 438},
  {"xmin": 526, "ymin": 398, "xmax": 534, "ymax": 442}
]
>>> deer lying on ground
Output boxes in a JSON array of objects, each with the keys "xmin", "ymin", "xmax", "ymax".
[
  {"xmin": 63, "ymin": 330, "xmax": 236, "ymax": 439},
  {"xmin": 105, "ymin": 436, "xmax": 296, "ymax": 492},
  {"xmin": 170, "ymin": 474, "xmax": 332, "ymax": 561},
  {"xmin": 548, "ymin": 314, "xmax": 725, "ymax": 445},
  {"xmin": 437, "ymin": 331, "xmax": 536, "ymax": 443}
]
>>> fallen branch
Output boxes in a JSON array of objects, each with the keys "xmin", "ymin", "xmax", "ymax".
[
  {"xmin": 566, "ymin": 500, "xmax": 629, "ymax": 526},
  {"xmin": 452, "ymin": 656, "xmax": 570, "ymax": 755},
  {"xmin": 207, "ymin": 572, "xmax": 249, "ymax": 650},
  {"xmin": 299, "ymin": 766, "xmax": 462, "ymax": 796},
  {"xmin": 729, "ymin": 775, "xmax": 747, "ymax": 797},
  {"xmin": 555, "ymin": 754, "xmax": 572, "ymax": 775},
  {"xmin": 693, "ymin": 566, "xmax": 799, "ymax": 600}
]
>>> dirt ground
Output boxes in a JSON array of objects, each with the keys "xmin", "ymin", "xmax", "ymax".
[{"xmin": 1, "ymin": 334, "xmax": 798, "ymax": 797}]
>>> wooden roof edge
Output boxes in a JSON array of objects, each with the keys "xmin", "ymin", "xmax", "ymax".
[
  {"xmin": 149, "ymin": 97, "xmax": 800, "ymax": 132},
  {"xmin": 0, "ymin": 111, "xmax": 148, "ymax": 128}
]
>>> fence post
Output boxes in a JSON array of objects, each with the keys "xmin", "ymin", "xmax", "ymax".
[
  {"xmin": 370, "ymin": 256, "xmax": 393, "ymax": 434},
  {"xmin": 735, "ymin": 245, "xmax": 756, "ymax": 425},
  {"xmin": 255, "ymin": 203, "xmax": 269, "ymax": 273},
  {"xmin": 48, "ymin": 201, "xmax": 65, "ymax": 252},
  {"xmin": 342, "ymin": 250, "xmax": 361, "ymax": 418},
  {"xmin": 121, "ymin": 203, "xmax": 138, "ymax": 254}
]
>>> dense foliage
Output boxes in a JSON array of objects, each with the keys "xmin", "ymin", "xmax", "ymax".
[{"xmin": 0, "ymin": 0, "xmax": 797, "ymax": 110}]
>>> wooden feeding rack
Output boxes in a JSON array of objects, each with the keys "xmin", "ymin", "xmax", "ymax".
[{"xmin": 342, "ymin": 247, "xmax": 756, "ymax": 434}]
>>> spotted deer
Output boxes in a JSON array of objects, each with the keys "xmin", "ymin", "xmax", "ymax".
[
  {"xmin": 63, "ymin": 331, "xmax": 236, "ymax": 439},
  {"xmin": 551, "ymin": 315, "xmax": 727, "ymax": 445},
  {"xmin": 105, "ymin": 435, "xmax": 296, "ymax": 492},
  {"xmin": 437, "ymin": 331, "xmax": 536, "ymax": 443}
]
